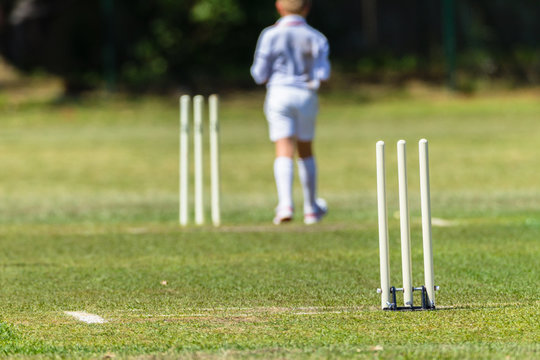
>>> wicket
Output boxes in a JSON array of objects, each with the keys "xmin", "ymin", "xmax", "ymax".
[
  {"xmin": 179, "ymin": 94, "xmax": 221, "ymax": 227},
  {"xmin": 376, "ymin": 139, "xmax": 438, "ymax": 310}
]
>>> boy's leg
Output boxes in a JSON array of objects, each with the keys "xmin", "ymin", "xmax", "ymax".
[
  {"xmin": 276, "ymin": 137, "xmax": 296, "ymax": 158},
  {"xmin": 297, "ymin": 141, "xmax": 316, "ymax": 214},
  {"xmin": 265, "ymin": 87, "xmax": 298, "ymax": 224},
  {"xmin": 297, "ymin": 141, "xmax": 327, "ymax": 224},
  {"xmin": 273, "ymin": 137, "xmax": 295, "ymax": 223},
  {"xmin": 294, "ymin": 90, "xmax": 326, "ymax": 224}
]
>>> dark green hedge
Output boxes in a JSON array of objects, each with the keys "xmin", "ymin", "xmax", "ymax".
[{"xmin": 0, "ymin": 0, "xmax": 538, "ymax": 92}]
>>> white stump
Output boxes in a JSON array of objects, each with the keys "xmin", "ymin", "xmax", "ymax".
[
  {"xmin": 376, "ymin": 141, "xmax": 391, "ymax": 309},
  {"xmin": 419, "ymin": 139, "xmax": 435, "ymax": 307},
  {"xmin": 194, "ymin": 95, "xmax": 205, "ymax": 225},
  {"xmin": 397, "ymin": 140, "xmax": 413, "ymax": 307},
  {"xmin": 209, "ymin": 94, "xmax": 221, "ymax": 227},
  {"xmin": 179, "ymin": 95, "xmax": 190, "ymax": 227}
]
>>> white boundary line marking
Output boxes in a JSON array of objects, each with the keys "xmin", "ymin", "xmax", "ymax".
[
  {"xmin": 110, "ymin": 306, "xmax": 372, "ymax": 319},
  {"xmin": 116, "ymin": 306, "xmax": 370, "ymax": 315},
  {"xmin": 135, "ymin": 310, "xmax": 359, "ymax": 318},
  {"xmin": 64, "ymin": 311, "xmax": 107, "ymax": 324},
  {"xmin": 432, "ymin": 217, "xmax": 458, "ymax": 227},
  {"xmin": 109, "ymin": 301, "xmax": 539, "ymax": 320}
]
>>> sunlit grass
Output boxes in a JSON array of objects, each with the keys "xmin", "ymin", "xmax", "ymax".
[{"xmin": 0, "ymin": 77, "xmax": 539, "ymax": 358}]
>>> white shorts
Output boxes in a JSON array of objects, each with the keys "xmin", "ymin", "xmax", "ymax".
[{"xmin": 264, "ymin": 86, "xmax": 319, "ymax": 142}]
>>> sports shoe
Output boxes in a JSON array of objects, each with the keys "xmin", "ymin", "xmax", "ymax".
[
  {"xmin": 273, "ymin": 206, "xmax": 294, "ymax": 225},
  {"xmin": 304, "ymin": 198, "xmax": 328, "ymax": 225}
]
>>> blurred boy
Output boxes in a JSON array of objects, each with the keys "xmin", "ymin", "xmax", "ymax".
[{"xmin": 251, "ymin": 0, "xmax": 330, "ymax": 225}]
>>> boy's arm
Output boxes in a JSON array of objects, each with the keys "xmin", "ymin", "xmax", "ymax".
[
  {"xmin": 250, "ymin": 30, "xmax": 272, "ymax": 85},
  {"xmin": 314, "ymin": 38, "xmax": 330, "ymax": 82}
]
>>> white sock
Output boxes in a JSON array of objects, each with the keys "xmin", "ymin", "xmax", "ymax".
[
  {"xmin": 297, "ymin": 156, "xmax": 317, "ymax": 215},
  {"xmin": 274, "ymin": 157, "xmax": 294, "ymax": 210}
]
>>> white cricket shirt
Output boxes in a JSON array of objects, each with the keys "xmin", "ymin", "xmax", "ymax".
[{"xmin": 251, "ymin": 15, "xmax": 330, "ymax": 90}]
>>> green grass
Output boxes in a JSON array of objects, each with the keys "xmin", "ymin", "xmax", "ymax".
[{"xmin": 0, "ymin": 86, "xmax": 539, "ymax": 358}]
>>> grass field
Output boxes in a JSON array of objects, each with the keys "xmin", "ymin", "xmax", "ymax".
[{"xmin": 0, "ymin": 76, "xmax": 539, "ymax": 358}]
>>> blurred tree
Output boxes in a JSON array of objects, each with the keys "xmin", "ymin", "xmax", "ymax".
[
  {"xmin": 443, "ymin": 0, "xmax": 456, "ymax": 88},
  {"xmin": 1, "ymin": 0, "xmax": 103, "ymax": 93},
  {"xmin": 101, "ymin": 0, "xmax": 116, "ymax": 91},
  {"xmin": 361, "ymin": 0, "xmax": 377, "ymax": 48},
  {"xmin": 0, "ymin": 0, "xmax": 538, "ymax": 93}
]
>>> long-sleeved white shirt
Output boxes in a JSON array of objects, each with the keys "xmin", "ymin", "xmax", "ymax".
[{"xmin": 250, "ymin": 15, "xmax": 330, "ymax": 90}]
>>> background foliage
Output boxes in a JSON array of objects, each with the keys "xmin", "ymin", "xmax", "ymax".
[{"xmin": 0, "ymin": 0, "xmax": 539, "ymax": 92}]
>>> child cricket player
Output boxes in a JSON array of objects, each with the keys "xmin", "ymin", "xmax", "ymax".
[{"xmin": 251, "ymin": 0, "xmax": 330, "ymax": 225}]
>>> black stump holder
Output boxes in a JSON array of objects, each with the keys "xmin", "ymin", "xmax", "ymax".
[{"xmin": 384, "ymin": 286, "xmax": 435, "ymax": 311}]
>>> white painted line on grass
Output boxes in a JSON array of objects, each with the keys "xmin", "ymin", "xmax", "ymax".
[
  {"xmin": 115, "ymin": 306, "xmax": 371, "ymax": 314},
  {"xmin": 93, "ymin": 301, "xmax": 540, "ymax": 323},
  {"xmin": 432, "ymin": 217, "xmax": 458, "ymax": 227},
  {"xmin": 137, "ymin": 311, "xmax": 350, "ymax": 318},
  {"xmin": 64, "ymin": 311, "xmax": 107, "ymax": 324},
  {"xmin": 121, "ymin": 306, "xmax": 372, "ymax": 319}
]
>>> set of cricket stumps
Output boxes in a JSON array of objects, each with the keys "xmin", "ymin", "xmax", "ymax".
[
  {"xmin": 376, "ymin": 139, "xmax": 439, "ymax": 310},
  {"xmin": 179, "ymin": 94, "xmax": 221, "ymax": 227}
]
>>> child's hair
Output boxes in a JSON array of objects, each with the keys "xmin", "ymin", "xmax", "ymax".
[{"xmin": 277, "ymin": 0, "xmax": 311, "ymax": 14}]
